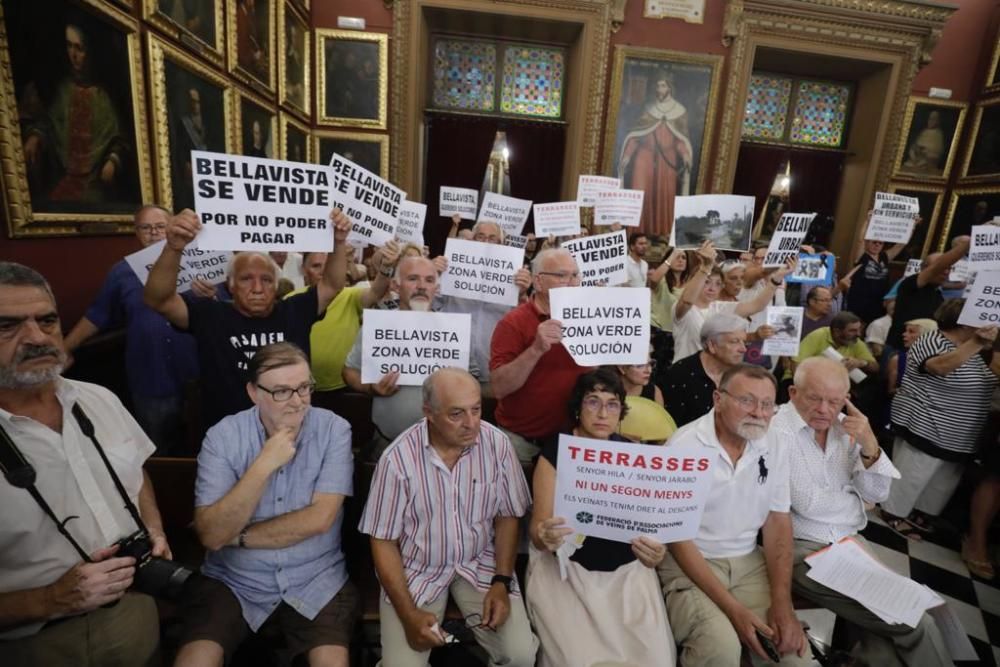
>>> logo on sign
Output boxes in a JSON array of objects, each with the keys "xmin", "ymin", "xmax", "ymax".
[{"xmin": 576, "ymin": 511, "xmax": 594, "ymax": 524}]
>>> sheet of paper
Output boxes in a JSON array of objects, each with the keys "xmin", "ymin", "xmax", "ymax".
[{"xmin": 927, "ymin": 597, "xmax": 978, "ymax": 661}]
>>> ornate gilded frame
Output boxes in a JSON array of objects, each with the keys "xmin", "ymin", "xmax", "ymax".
[
  {"xmin": 0, "ymin": 0, "xmax": 154, "ymax": 236},
  {"xmin": 960, "ymin": 97, "xmax": 1000, "ymax": 183},
  {"xmin": 891, "ymin": 97, "xmax": 966, "ymax": 183},
  {"xmin": 147, "ymin": 34, "xmax": 236, "ymax": 211},
  {"xmin": 312, "ymin": 130, "xmax": 389, "ymax": 179},
  {"xmin": 938, "ymin": 186, "xmax": 1000, "ymax": 251},
  {"xmin": 602, "ymin": 45, "xmax": 723, "ymax": 196},
  {"xmin": 279, "ymin": 111, "xmax": 312, "ymax": 162},
  {"xmin": 235, "ymin": 90, "xmax": 278, "ymax": 158},
  {"xmin": 142, "ymin": 0, "xmax": 226, "ymax": 68},
  {"xmin": 277, "ymin": 1, "xmax": 310, "ymax": 119},
  {"xmin": 226, "ymin": 0, "xmax": 276, "ymax": 95},
  {"xmin": 985, "ymin": 36, "xmax": 1000, "ymax": 95},
  {"xmin": 886, "ymin": 181, "xmax": 943, "ymax": 260},
  {"xmin": 315, "ymin": 29, "xmax": 388, "ymax": 130}
]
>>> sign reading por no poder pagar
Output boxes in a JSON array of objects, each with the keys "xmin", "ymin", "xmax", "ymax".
[{"xmin": 360, "ymin": 309, "xmax": 471, "ymax": 385}]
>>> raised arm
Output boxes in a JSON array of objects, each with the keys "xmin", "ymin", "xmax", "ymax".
[
  {"xmin": 360, "ymin": 239, "xmax": 400, "ymax": 308},
  {"xmin": 315, "ymin": 209, "xmax": 352, "ymax": 313},
  {"xmin": 734, "ymin": 257, "xmax": 795, "ymax": 319},
  {"xmin": 143, "ymin": 209, "xmax": 200, "ymax": 329},
  {"xmin": 675, "ymin": 241, "xmax": 717, "ymax": 321},
  {"xmin": 918, "ymin": 235, "xmax": 969, "ymax": 288}
]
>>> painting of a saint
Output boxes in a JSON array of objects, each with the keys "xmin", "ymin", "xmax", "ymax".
[{"xmin": 896, "ymin": 100, "xmax": 964, "ymax": 179}]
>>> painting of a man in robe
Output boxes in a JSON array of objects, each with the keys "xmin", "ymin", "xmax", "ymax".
[{"xmin": 898, "ymin": 102, "xmax": 963, "ymax": 178}]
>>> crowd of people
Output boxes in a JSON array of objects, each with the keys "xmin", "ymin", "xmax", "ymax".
[{"xmin": 1, "ymin": 199, "xmax": 996, "ymax": 667}]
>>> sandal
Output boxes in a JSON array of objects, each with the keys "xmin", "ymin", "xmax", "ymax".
[
  {"xmin": 905, "ymin": 511, "xmax": 936, "ymax": 535},
  {"xmin": 962, "ymin": 539, "xmax": 996, "ymax": 580},
  {"xmin": 878, "ymin": 509, "xmax": 923, "ymax": 541}
]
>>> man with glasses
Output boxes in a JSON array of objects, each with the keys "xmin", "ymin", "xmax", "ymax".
[
  {"xmin": 771, "ymin": 358, "xmax": 949, "ymax": 666},
  {"xmin": 800, "ymin": 286, "xmax": 835, "ymax": 339},
  {"xmin": 490, "ymin": 248, "xmax": 589, "ymax": 462},
  {"xmin": 659, "ymin": 364, "xmax": 811, "ymax": 667},
  {"xmin": 173, "ymin": 342, "xmax": 358, "ymax": 667}
]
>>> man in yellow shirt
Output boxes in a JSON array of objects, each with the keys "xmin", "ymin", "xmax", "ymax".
[{"xmin": 786, "ymin": 311, "xmax": 878, "ymax": 381}]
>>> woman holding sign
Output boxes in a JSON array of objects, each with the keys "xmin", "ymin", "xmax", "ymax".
[{"xmin": 526, "ymin": 369, "xmax": 675, "ymax": 666}]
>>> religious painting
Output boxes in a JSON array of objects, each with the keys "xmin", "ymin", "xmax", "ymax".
[
  {"xmin": 940, "ymin": 187, "xmax": 1000, "ymax": 250},
  {"xmin": 313, "ymin": 131, "xmax": 388, "ymax": 179},
  {"xmin": 316, "ymin": 29, "xmax": 388, "ymax": 129},
  {"xmin": 142, "ymin": 0, "xmax": 225, "ymax": 67},
  {"xmin": 148, "ymin": 36, "xmax": 234, "ymax": 212},
  {"xmin": 0, "ymin": 0, "xmax": 153, "ymax": 236},
  {"xmin": 892, "ymin": 97, "xmax": 966, "ymax": 182},
  {"xmin": 227, "ymin": 0, "xmax": 274, "ymax": 93},
  {"xmin": 237, "ymin": 94, "xmax": 276, "ymax": 159},
  {"xmin": 278, "ymin": 2, "xmax": 309, "ymax": 118},
  {"xmin": 962, "ymin": 98, "xmax": 1000, "ymax": 181},
  {"xmin": 602, "ymin": 46, "xmax": 722, "ymax": 240},
  {"xmin": 280, "ymin": 112, "xmax": 310, "ymax": 163},
  {"xmin": 887, "ymin": 183, "xmax": 944, "ymax": 263}
]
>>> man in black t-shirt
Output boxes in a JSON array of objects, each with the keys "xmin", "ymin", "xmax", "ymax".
[{"xmin": 144, "ymin": 208, "xmax": 352, "ymax": 427}]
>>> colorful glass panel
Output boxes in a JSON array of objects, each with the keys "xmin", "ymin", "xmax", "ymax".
[
  {"xmin": 432, "ymin": 40, "xmax": 496, "ymax": 111},
  {"xmin": 742, "ymin": 74, "xmax": 792, "ymax": 141},
  {"xmin": 790, "ymin": 81, "xmax": 850, "ymax": 147},
  {"xmin": 500, "ymin": 46, "xmax": 564, "ymax": 117}
]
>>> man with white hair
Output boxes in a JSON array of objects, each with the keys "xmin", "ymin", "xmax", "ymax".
[
  {"xmin": 770, "ymin": 357, "xmax": 950, "ymax": 666},
  {"xmin": 663, "ymin": 313, "xmax": 748, "ymax": 427},
  {"xmin": 144, "ymin": 208, "xmax": 352, "ymax": 428}
]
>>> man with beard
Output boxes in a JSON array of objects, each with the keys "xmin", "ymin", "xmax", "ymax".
[
  {"xmin": 625, "ymin": 232, "xmax": 650, "ymax": 287},
  {"xmin": 658, "ymin": 364, "xmax": 810, "ymax": 667},
  {"xmin": 0, "ymin": 262, "xmax": 170, "ymax": 665}
]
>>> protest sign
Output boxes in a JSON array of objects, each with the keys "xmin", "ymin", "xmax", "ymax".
[
  {"xmin": 561, "ymin": 229, "xmax": 628, "ymax": 286},
  {"xmin": 125, "ymin": 240, "xmax": 230, "ymax": 293},
  {"xmin": 904, "ymin": 259, "xmax": 922, "ymax": 277},
  {"xmin": 533, "ymin": 201, "xmax": 581, "ymax": 237},
  {"xmin": 439, "ymin": 186, "xmax": 479, "ymax": 220},
  {"xmin": 761, "ymin": 306, "xmax": 804, "ymax": 357},
  {"xmin": 553, "ymin": 433, "xmax": 715, "ymax": 544},
  {"xmin": 549, "ymin": 286, "xmax": 649, "ymax": 365},
  {"xmin": 477, "ymin": 192, "xmax": 532, "ymax": 235},
  {"xmin": 593, "ymin": 189, "xmax": 645, "ymax": 227},
  {"xmin": 969, "ymin": 225, "xmax": 1000, "ymax": 269},
  {"xmin": 787, "ymin": 253, "xmax": 834, "ymax": 286},
  {"xmin": 949, "ymin": 259, "xmax": 970, "ymax": 283},
  {"xmin": 671, "ymin": 194, "xmax": 755, "ymax": 251},
  {"xmin": 576, "ymin": 175, "xmax": 621, "ymax": 206},
  {"xmin": 192, "ymin": 151, "xmax": 337, "ymax": 252},
  {"xmin": 958, "ymin": 270, "xmax": 1000, "ymax": 326},
  {"xmin": 329, "ymin": 153, "xmax": 404, "ymax": 247},
  {"xmin": 439, "ymin": 238, "xmax": 524, "ymax": 307},
  {"xmin": 503, "ymin": 233, "xmax": 529, "ymax": 249},
  {"xmin": 360, "ymin": 309, "xmax": 471, "ymax": 385},
  {"xmin": 865, "ymin": 192, "xmax": 919, "ymax": 244},
  {"xmin": 762, "ymin": 213, "xmax": 816, "ymax": 268},
  {"xmin": 395, "ymin": 200, "xmax": 426, "ymax": 245}
]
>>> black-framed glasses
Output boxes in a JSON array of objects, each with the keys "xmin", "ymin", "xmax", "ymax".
[
  {"xmin": 441, "ymin": 613, "xmax": 495, "ymax": 643},
  {"xmin": 537, "ymin": 270, "xmax": 580, "ymax": 283},
  {"xmin": 256, "ymin": 382, "xmax": 315, "ymax": 402}
]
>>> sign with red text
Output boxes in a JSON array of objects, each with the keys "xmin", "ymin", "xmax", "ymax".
[
  {"xmin": 553, "ymin": 433, "xmax": 715, "ymax": 544},
  {"xmin": 477, "ymin": 192, "xmax": 532, "ymax": 235},
  {"xmin": 439, "ymin": 186, "xmax": 479, "ymax": 220},
  {"xmin": 577, "ymin": 175, "xmax": 621, "ymax": 207},
  {"xmin": 549, "ymin": 286, "xmax": 649, "ymax": 365},
  {"xmin": 533, "ymin": 201, "xmax": 581, "ymax": 237},
  {"xmin": 360, "ymin": 310, "xmax": 471, "ymax": 385},
  {"xmin": 593, "ymin": 189, "xmax": 645, "ymax": 227}
]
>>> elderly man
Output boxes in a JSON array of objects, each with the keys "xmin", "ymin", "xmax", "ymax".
[
  {"xmin": 63, "ymin": 204, "xmax": 200, "ymax": 453},
  {"xmin": 359, "ymin": 367, "xmax": 536, "ymax": 667},
  {"xmin": 769, "ymin": 357, "xmax": 950, "ymax": 666},
  {"xmin": 800, "ymin": 286, "xmax": 835, "ymax": 339},
  {"xmin": 490, "ymin": 247, "xmax": 588, "ymax": 462},
  {"xmin": 659, "ymin": 364, "xmax": 810, "ymax": 667},
  {"xmin": 789, "ymin": 311, "xmax": 878, "ymax": 380},
  {"xmin": 144, "ymin": 208, "xmax": 351, "ymax": 428},
  {"xmin": 663, "ymin": 313, "xmax": 748, "ymax": 427},
  {"xmin": 173, "ymin": 342, "xmax": 356, "ymax": 667},
  {"xmin": 0, "ymin": 262, "xmax": 170, "ymax": 666}
]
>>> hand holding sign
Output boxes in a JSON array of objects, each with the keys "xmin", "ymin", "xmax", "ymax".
[
  {"xmin": 535, "ymin": 516, "xmax": 574, "ymax": 551},
  {"xmin": 371, "ymin": 370, "xmax": 401, "ymax": 397},
  {"xmin": 514, "ymin": 267, "xmax": 531, "ymax": 293},
  {"xmin": 533, "ymin": 319, "xmax": 564, "ymax": 354},
  {"xmin": 696, "ymin": 240, "xmax": 716, "ymax": 269},
  {"xmin": 975, "ymin": 326, "xmax": 999, "ymax": 348},
  {"xmin": 631, "ymin": 536, "xmax": 667, "ymax": 568},
  {"xmin": 168, "ymin": 209, "xmax": 201, "ymax": 250},
  {"xmin": 332, "ymin": 208, "xmax": 351, "ymax": 244}
]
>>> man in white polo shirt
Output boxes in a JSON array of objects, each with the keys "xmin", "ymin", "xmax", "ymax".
[{"xmin": 658, "ymin": 363, "xmax": 810, "ymax": 667}]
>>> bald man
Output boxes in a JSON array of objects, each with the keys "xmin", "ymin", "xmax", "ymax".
[{"xmin": 770, "ymin": 358, "xmax": 949, "ymax": 667}]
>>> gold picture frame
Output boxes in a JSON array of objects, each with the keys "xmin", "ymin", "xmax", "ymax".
[
  {"xmin": 886, "ymin": 182, "xmax": 944, "ymax": 262},
  {"xmin": 142, "ymin": 0, "xmax": 226, "ymax": 68},
  {"xmin": 316, "ymin": 29, "xmax": 388, "ymax": 130},
  {"xmin": 938, "ymin": 186, "xmax": 1000, "ymax": 251},
  {"xmin": 236, "ymin": 90, "xmax": 278, "ymax": 159},
  {"xmin": 313, "ymin": 130, "xmax": 389, "ymax": 179},
  {"xmin": 277, "ymin": 1, "xmax": 309, "ymax": 119},
  {"xmin": 147, "ymin": 34, "xmax": 236, "ymax": 212},
  {"xmin": 959, "ymin": 97, "xmax": 1000, "ymax": 182},
  {"xmin": 226, "ymin": 0, "xmax": 276, "ymax": 95},
  {"xmin": 892, "ymin": 97, "xmax": 967, "ymax": 182},
  {"xmin": 1, "ymin": 0, "xmax": 154, "ymax": 237},
  {"xmin": 985, "ymin": 38, "xmax": 1000, "ymax": 94},
  {"xmin": 280, "ymin": 111, "xmax": 311, "ymax": 163}
]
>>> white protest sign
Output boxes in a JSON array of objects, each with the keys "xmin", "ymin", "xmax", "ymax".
[
  {"xmin": 328, "ymin": 153, "xmax": 404, "ymax": 248},
  {"xmin": 360, "ymin": 309, "xmax": 471, "ymax": 385},
  {"xmin": 958, "ymin": 270, "xmax": 1000, "ymax": 327},
  {"xmin": 593, "ymin": 189, "xmax": 645, "ymax": 227},
  {"xmin": 865, "ymin": 192, "xmax": 919, "ymax": 244},
  {"xmin": 561, "ymin": 229, "xmax": 628, "ymax": 286},
  {"xmin": 395, "ymin": 200, "xmax": 426, "ymax": 245},
  {"xmin": 503, "ymin": 233, "xmax": 529, "ymax": 250},
  {"xmin": 125, "ymin": 240, "xmax": 231, "ymax": 293},
  {"xmin": 576, "ymin": 175, "xmax": 621, "ymax": 206},
  {"xmin": 671, "ymin": 194, "xmax": 755, "ymax": 251},
  {"xmin": 553, "ymin": 433, "xmax": 715, "ymax": 544},
  {"xmin": 904, "ymin": 259, "xmax": 922, "ymax": 277},
  {"xmin": 549, "ymin": 287, "xmax": 649, "ymax": 365},
  {"xmin": 762, "ymin": 306, "xmax": 803, "ymax": 357},
  {"xmin": 969, "ymin": 225, "xmax": 1000, "ymax": 269},
  {"xmin": 439, "ymin": 238, "xmax": 524, "ymax": 307},
  {"xmin": 533, "ymin": 201, "xmax": 581, "ymax": 237},
  {"xmin": 439, "ymin": 186, "xmax": 479, "ymax": 220},
  {"xmin": 192, "ymin": 151, "xmax": 336, "ymax": 252},
  {"xmin": 477, "ymin": 192, "xmax": 532, "ymax": 235},
  {"xmin": 763, "ymin": 213, "xmax": 816, "ymax": 268},
  {"xmin": 949, "ymin": 259, "xmax": 970, "ymax": 283}
]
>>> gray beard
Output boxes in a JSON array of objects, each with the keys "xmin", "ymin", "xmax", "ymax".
[
  {"xmin": 0, "ymin": 364, "xmax": 63, "ymax": 389},
  {"xmin": 736, "ymin": 422, "xmax": 768, "ymax": 441}
]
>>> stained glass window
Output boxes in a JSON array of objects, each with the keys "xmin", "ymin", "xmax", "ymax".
[
  {"xmin": 500, "ymin": 46, "xmax": 564, "ymax": 117},
  {"xmin": 432, "ymin": 40, "xmax": 496, "ymax": 111},
  {"xmin": 789, "ymin": 80, "xmax": 850, "ymax": 147},
  {"xmin": 742, "ymin": 74, "xmax": 792, "ymax": 141}
]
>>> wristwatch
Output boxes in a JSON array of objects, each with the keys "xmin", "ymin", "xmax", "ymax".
[
  {"xmin": 860, "ymin": 448, "xmax": 881, "ymax": 462},
  {"xmin": 238, "ymin": 527, "xmax": 249, "ymax": 548},
  {"xmin": 490, "ymin": 574, "xmax": 513, "ymax": 593}
]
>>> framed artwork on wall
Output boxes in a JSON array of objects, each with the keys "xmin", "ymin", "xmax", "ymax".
[
  {"xmin": 148, "ymin": 34, "xmax": 235, "ymax": 212},
  {"xmin": 939, "ymin": 186, "xmax": 1000, "ymax": 250},
  {"xmin": 316, "ymin": 29, "xmax": 388, "ymax": 129},
  {"xmin": 278, "ymin": 1, "xmax": 309, "ymax": 119},
  {"xmin": 142, "ymin": 0, "xmax": 225, "ymax": 67},
  {"xmin": 892, "ymin": 97, "xmax": 966, "ymax": 181},
  {"xmin": 236, "ymin": 92, "xmax": 277, "ymax": 159},
  {"xmin": 602, "ymin": 45, "xmax": 722, "ymax": 240},
  {"xmin": 227, "ymin": 0, "xmax": 275, "ymax": 94},
  {"xmin": 0, "ymin": 0, "xmax": 153, "ymax": 236},
  {"xmin": 313, "ymin": 130, "xmax": 388, "ymax": 179},
  {"xmin": 279, "ymin": 111, "xmax": 311, "ymax": 163},
  {"xmin": 886, "ymin": 182, "xmax": 944, "ymax": 263},
  {"xmin": 985, "ymin": 39, "xmax": 1000, "ymax": 94},
  {"xmin": 961, "ymin": 97, "xmax": 1000, "ymax": 181}
]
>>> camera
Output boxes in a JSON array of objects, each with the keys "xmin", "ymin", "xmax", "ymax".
[{"xmin": 115, "ymin": 530, "xmax": 193, "ymax": 600}]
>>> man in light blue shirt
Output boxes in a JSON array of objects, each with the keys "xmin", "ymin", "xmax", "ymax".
[{"xmin": 173, "ymin": 342, "xmax": 357, "ymax": 667}]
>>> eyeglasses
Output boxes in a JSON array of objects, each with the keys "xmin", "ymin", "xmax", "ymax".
[
  {"xmin": 136, "ymin": 224, "xmax": 167, "ymax": 235},
  {"xmin": 256, "ymin": 381, "xmax": 315, "ymax": 402},
  {"xmin": 440, "ymin": 613, "xmax": 495, "ymax": 644},
  {"xmin": 537, "ymin": 270, "xmax": 580, "ymax": 283},
  {"xmin": 801, "ymin": 394, "xmax": 846, "ymax": 409},
  {"xmin": 720, "ymin": 389, "xmax": 776, "ymax": 414},
  {"xmin": 581, "ymin": 397, "xmax": 623, "ymax": 414}
]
